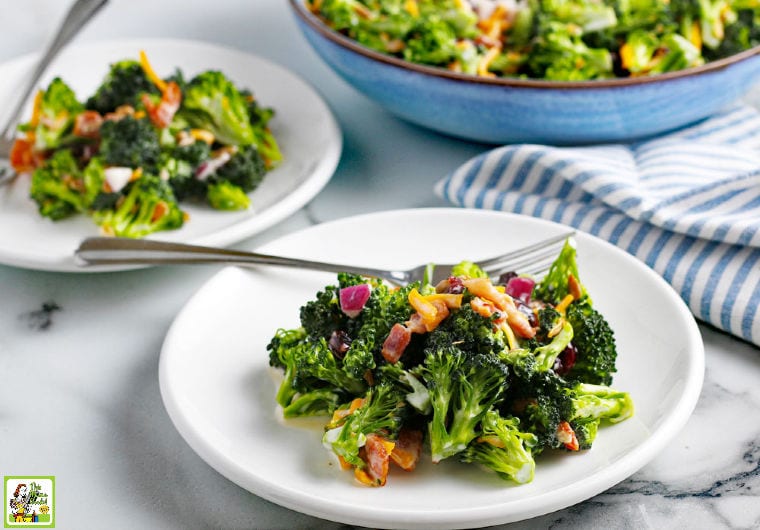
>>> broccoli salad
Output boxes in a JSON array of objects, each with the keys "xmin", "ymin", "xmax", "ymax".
[
  {"xmin": 9, "ymin": 51, "xmax": 282, "ymax": 238},
  {"xmin": 267, "ymin": 238, "xmax": 634, "ymax": 487},
  {"xmin": 309, "ymin": 0, "xmax": 760, "ymax": 81}
]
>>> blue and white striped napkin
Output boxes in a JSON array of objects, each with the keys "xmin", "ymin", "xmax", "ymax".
[{"xmin": 436, "ymin": 105, "xmax": 760, "ymax": 347}]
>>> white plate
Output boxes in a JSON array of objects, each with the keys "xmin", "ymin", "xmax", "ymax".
[
  {"xmin": 159, "ymin": 208, "xmax": 704, "ymax": 529},
  {"xmin": 0, "ymin": 38, "xmax": 341, "ymax": 272}
]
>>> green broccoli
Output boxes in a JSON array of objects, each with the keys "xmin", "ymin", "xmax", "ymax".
[
  {"xmin": 566, "ymin": 382, "xmax": 634, "ymax": 424},
  {"xmin": 86, "ymin": 59, "xmax": 159, "ymax": 114},
  {"xmin": 503, "ymin": 367, "xmax": 571, "ymax": 453},
  {"xmin": 542, "ymin": 0, "xmax": 618, "ymax": 33},
  {"xmin": 461, "ymin": 409, "xmax": 538, "ymax": 484},
  {"xmin": 564, "ymin": 298, "xmax": 618, "ymax": 385},
  {"xmin": 282, "ymin": 388, "xmax": 344, "ymax": 419},
  {"xmin": 647, "ymin": 33, "xmax": 704, "ymax": 74},
  {"xmin": 162, "ymin": 141, "xmax": 212, "ymax": 201},
  {"xmin": 527, "ymin": 22, "xmax": 613, "ymax": 80},
  {"xmin": 206, "ymin": 181, "xmax": 250, "ymax": 210},
  {"xmin": 243, "ymin": 91, "xmax": 283, "ymax": 169},
  {"xmin": 422, "ymin": 347, "xmax": 509, "ymax": 462},
  {"xmin": 426, "ymin": 304, "xmax": 509, "ymax": 357},
  {"xmin": 210, "ymin": 144, "xmax": 266, "ymax": 194},
  {"xmin": 177, "ymin": 70, "xmax": 255, "ymax": 146},
  {"xmin": 377, "ymin": 362, "xmax": 432, "ymax": 415},
  {"xmin": 30, "ymin": 150, "xmax": 105, "ymax": 220},
  {"xmin": 534, "ymin": 238, "xmax": 585, "ymax": 305},
  {"xmin": 99, "ymin": 116, "xmax": 161, "ymax": 172},
  {"xmin": 620, "ymin": 29, "xmax": 661, "ymax": 73},
  {"xmin": 26, "ymin": 77, "xmax": 84, "ymax": 151},
  {"xmin": 92, "ymin": 173, "xmax": 184, "ymax": 238},
  {"xmin": 450, "ymin": 260, "xmax": 488, "ymax": 279},
  {"xmin": 322, "ymin": 382, "xmax": 407, "ymax": 468},
  {"xmin": 268, "ymin": 327, "xmax": 311, "ymax": 409}
]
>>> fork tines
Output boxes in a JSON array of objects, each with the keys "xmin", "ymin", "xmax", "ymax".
[{"xmin": 478, "ymin": 231, "xmax": 574, "ymax": 280}]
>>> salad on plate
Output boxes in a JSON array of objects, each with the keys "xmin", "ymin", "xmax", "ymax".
[
  {"xmin": 9, "ymin": 51, "xmax": 282, "ymax": 238},
  {"xmin": 267, "ymin": 238, "xmax": 634, "ymax": 487}
]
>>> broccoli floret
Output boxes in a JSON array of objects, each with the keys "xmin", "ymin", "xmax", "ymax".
[
  {"xmin": 162, "ymin": 141, "xmax": 211, "ymax": 201},
  {"xmin": 450, "ymin": 260, "xmax": 488, "ymax": 279},
  {"xmin": 295, "ymin": 337, "xmax": 368, "ymax": 396},
  {"xmin": 99, "ymin": 116, "xmax": 161, "ymax": 171},
  {"xmin": 206, "ymin": 181, "xmax": 250, "ymax": 210},
  {"xmin": 502, "ymin": 366, "xmax": 572, "ymax": 453},
  {"xmin": 647, "ymin": 33, "xmax": 704, "ymax": 74},
  {"xmin": 619, "ymin": 29, "xmax": 661, "ymax": 73},
  {"xmin": 242, "ymin": 91, "xmax": 283, "ymax": 169},
  {"xmin": 26, "ymin": 78, "xmax": 84, "ymax": 151},
  {"xmin": 92, "ymin": 173, "xmax": 184, "ymax": 238},
  {"xmin": 300, "ymin": 283, "xmax": 348, "ymax": 341},
  {"xmin": 178, "ymin": 70, "xmax": 255, "ymax": 146},
  {"xmin": 30, "ymin": 150, "xmax": 104, "ymax": 220},
  {"xmin": 572, "ymin": 417, "xmax": 600, "ymax": 450},
  {"xmin": 282, "ymin": 388, "xmax": 343, "ymax": 419},
  {"xmin": 268, "ymin": 327, "xmax": 316, "ymax": 409},
  {"xmin": 461, "ymin": 409, "xmax": 538, "ymax": 484},
  {"xmin": 344, "ymin": 279, "xmax": 417, "ymax": 374},
  {"xmin": 426, "ymin": 304, "xmax": 508, "ymax": 357},
  {"xmin": 543, "ymin": 0, "xmax": 618, "ymax": 33},
  {"xmin": 566, "ymin": 382, "xmax": 634, "ymax": 424},
  {"xmin": 86, "ymin": 59, "xmax": 159, "ymax": 114},
  {"xmin": 210, "ymin": 144, "xmax": 266, "ymax": 193},
  {"xmin": 322, "ymin": 383, "xmax": 407, "ymax": 468},
  {"xmin": 422, "ymin": 347, "xmax": 509, "ymax": 462},
  {"xmin": 564, "ymin": 298, "xmax": 618, "ymax": 385},
  {"xmin": 534, "ymin": 238, "xmax": 585, "ymax": 305},
  {"xmin": 527, "ymin": 22, "xmax": 613, "ymax": 81},
  {"xmin": 534, "ymin": 319, "xmax": 573, "ymax": 372},
  {"xmin": 563, "ymin": 382, "xmax": 633, "ymax": 449},
  {"xmin": 377, "ymin": 362, "xmax": 431, "ymax": 415}
]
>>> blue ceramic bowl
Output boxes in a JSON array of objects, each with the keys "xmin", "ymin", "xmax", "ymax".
[{"xmin": 290, "ymin": 0, "xmax": 760, "ymax": 145}]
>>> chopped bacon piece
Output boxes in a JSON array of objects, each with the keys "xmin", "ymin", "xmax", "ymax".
[
  {"xmin": 405, "ymin": 313, "xmax": 427, "ymax": 334},
  {"xmin": 381, "ymin": 323, "xmax": 411, "ymax": 363},
  {"xmin": 557, "ymin": 421, "xmax": 579, "ymax": 451},
  {"xmin": 362, "ymin": 434, "xmax": 394, "ymax": 486},
  {"xmin": 390, "ymin": 428, "xmax": 423, "ymax": 471},
  {"xmin": 73, "ymin": 110, "xmax": 103, "ymax": 138},
  {"xmin": 9, "ymin": 138, "xmax": 41, "ymax": 173},
  {"xmin": 142, "ymin": 81, "xmax": 181, "ymax": 128}
]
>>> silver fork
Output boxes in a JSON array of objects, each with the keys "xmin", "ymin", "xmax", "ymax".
[
  {"xmin": 0, "ymin": 0, "xmax": 108, "ymax": 186},
  {"xmin": 75, "ymin": 231, "xmax": 573, "ymax": 285}
]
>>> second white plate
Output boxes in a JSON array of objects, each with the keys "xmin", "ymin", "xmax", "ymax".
[
  {"xmin": 0, "ymin": 38, "xmax": 341, "ymax": 271},
  {"xmin": 159, "ymin": 208, "xmax": 704, "ymax": 529}
]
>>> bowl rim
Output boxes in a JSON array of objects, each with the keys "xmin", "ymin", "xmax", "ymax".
[{"xmin": 289, "ymin": 0, "xmax": 760, "ymax": 90}]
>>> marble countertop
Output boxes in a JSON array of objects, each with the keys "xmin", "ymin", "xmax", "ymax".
[{"xmin": 1, "ymin": 1, "xmax": 758, "ymax": 529}]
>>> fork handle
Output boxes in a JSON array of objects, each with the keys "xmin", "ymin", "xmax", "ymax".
[
  {"xmin": 75, "ymin": 237, "xmax": 407, "ymax": 284},
  {"xmin": 1, "ymin": 0, "xmax": 108, "ymax": 139}
]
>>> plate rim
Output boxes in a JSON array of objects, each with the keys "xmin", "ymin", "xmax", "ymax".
[
  {"xmin": 158, "ymin": 207, "xmax": 705, "ymax": 529},
  {"xmin": 0, "ymin": 37, "xmax": 342, "ymax": 272}
]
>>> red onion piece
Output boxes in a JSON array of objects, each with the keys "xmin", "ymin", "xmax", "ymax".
[
  {"xmin": 339, "ymin": 284, "xmax": 371, "ymax": 318},
  {"xmin": 505, "ymin": 276, "xmax": 535, "ymax": 303}
]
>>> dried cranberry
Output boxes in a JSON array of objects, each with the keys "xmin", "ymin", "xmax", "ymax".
[
  {"xmin": 328, "ymin": 330, "xmax": 352, "ymax": 359},
  {"xmin": 553, "ymin": 343, "xmax": 577, "ymax": 375},
  {"xmin": 497, "ymin": 271, "xmax": 518, "ymax": 286},
  {"xmin": 514, "ymin": 298, "xmax": 537, "ymax": 327},
  {"xmin": 447, "ymin": 276, "xmax": 464, "ymax": 294}
]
